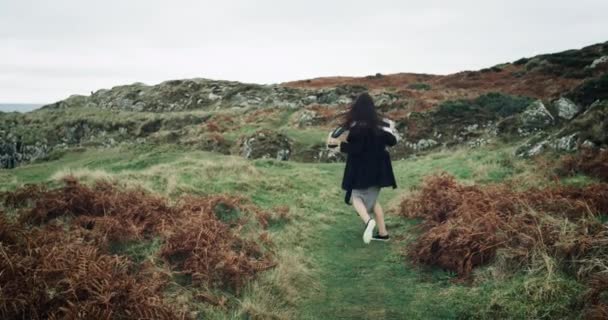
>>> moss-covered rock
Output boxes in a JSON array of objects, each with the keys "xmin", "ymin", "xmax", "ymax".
[
  {"xmin": 239, "ymin": 130, "xmax": 293, "ymax": 161},
  {"xmin": 518, "ymin": 100, "xmax": 555, "ymax": 131}
]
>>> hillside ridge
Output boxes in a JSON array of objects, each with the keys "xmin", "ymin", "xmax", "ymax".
[{"xmin": 0, "ymin": 40, "xmax": 607, "ymax": 169}]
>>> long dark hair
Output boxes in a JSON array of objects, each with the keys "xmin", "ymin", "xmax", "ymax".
[{"xmin": 341, "ymin": 93, "xmax": 380, "ymax": 131}]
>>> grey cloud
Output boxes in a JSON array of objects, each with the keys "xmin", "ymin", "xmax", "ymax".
[{"xmin": 1, "ymin": 0, "xmax": 607, "ymax": 103}]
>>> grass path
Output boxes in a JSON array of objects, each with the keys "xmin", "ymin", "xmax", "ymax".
[
  {"xmin": 298, "ymin": 196, "xmax": 464, "ymax": 320},
  {"xmin": 294, "ymin": 148, "xmax": 519, "ymax": 319}
]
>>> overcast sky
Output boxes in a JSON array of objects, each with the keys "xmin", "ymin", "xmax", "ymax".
[{"xmin": 1, "ymin": 0, "xmax": 607, "ymax": 103}]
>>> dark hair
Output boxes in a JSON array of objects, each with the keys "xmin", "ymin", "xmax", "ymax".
[{"xmin": 342, "ymin": 93, "xmax": 380, "ymax": 131}]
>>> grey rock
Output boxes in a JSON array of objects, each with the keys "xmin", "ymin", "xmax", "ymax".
[
  {"xmin": 581, "ymin": 140, "xmax": 596, "ymax": 149},
  {"xmin": 467, "ymin": 138, "xmax": 489, "ymax": 148},
  {"xmin": 527, "ymin": 141, "xmax": 548, "ymax": 157},
  {"xmin": 519, "ymin": 100, "xmax": 554, "ymax": 131},
  {"xmin": 406, "ymin": 139, "xmax": 438, "ymax": 151},
  {"xmin": 589, "ymin": 56, "xmax": 608, "ymax": 69},
  {"xmin": 276, "ymin": 148, "xmax": 290, "ymax": 161},
  {"xmin": 517, "ymin": 138, "xmax": 548, "ymax": 157},
  {"xmin": 551, "ymin": 133, "xmax": 578, "ymax": 152},
  {"xmin": 553, "ymin": 98, "xmax": 581, "ymax": 120},
  {"xmin": 305, "ymin": 95, "xmax": 318, "ymax": 103},
  {"xmin": 464, "ymin": 124, "xmax": 479, "ymax": 133}
]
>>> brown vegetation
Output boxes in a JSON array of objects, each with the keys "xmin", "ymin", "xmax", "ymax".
[
  {"xmin": 161, "ymin": 196, "xmax": 275, "ymax": 293},
  {"xmin": 399, "ymin": 173, "xmax": 608, "ymax": 315},
  {"xmin": 0, "ymin": 216, "xmax": 181, "ymax": 319},
  {"xmin": 0, "ymin": 178, "xmax": 275, "ymax": 319},
  {"xmin": 400, "ymin": 173, "xmax": 608, "ymax": 276},
  {"xmin": 584, "ymin": 275, "xmax": 608, "ymax": 320},
  {"xmin": 557, "ymin": 148, "xmax": 608, "ymax": 182}
]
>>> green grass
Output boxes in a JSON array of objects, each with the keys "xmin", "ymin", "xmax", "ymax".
[{"xmin": 0, "ymin": 143, "xmax": 582, "ymax": 319}]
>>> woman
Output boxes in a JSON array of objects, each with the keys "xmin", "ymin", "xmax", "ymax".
[{"xmin": 327, "ymin": 93, "xmax": 398, "ymax": 244}]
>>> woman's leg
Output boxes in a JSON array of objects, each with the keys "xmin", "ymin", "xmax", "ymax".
[
  {"xmin": 373, "ymin": 202, "xmax": 388, "ymax": 236},
  {"xmin": 352, "ymin": 197, "xmax": 372, "ymax": 224}
]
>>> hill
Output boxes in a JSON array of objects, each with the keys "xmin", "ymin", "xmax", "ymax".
[{"xmin": 1, "ymin": 41, "xmax": 607, "ymax": 170}]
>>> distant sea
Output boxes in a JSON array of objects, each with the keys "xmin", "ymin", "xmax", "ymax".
[{"xmin": 0, "ymin": 103, "xmax": 44, "ymax": 113}]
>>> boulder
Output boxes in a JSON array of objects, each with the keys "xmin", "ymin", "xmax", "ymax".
[
  {"xmin": 553, "ymin": 98, "xmax": 581, "ymax": 120},
  {"xmin": 240, "ymin": 130, "xmax": 292, "ymax": 161},
  {"xmin": 519, "ymin": 100, "xmax": 555, "ymax": 131}
]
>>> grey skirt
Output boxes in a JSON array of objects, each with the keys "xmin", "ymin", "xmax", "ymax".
[{"xmin": 351, "ymin": 186, "xmax": 380, "ymax": 213}]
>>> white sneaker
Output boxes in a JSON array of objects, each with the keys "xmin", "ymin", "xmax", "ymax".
[{"xmin": 363, "ymin": 219, "xmax": 376, "ymax": 244}]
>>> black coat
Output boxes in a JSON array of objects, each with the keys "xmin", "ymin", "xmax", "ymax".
[{"xmin": 339, "ymin": 125, "xmax": 397, "ymax": 203}]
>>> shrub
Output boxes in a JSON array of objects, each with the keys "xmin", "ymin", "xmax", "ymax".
[
  {"xmin": 567, "ymin": 74, "xmax": 608, "ymax": 107},
  {"xmin": 399, "ymin": 173, "xmax": 608, "ymax": 277},
  {"xmin": 475, "ymin": 93, "xmax": 533, "ymax": 117},
  {"xmin": 542, "ymin": 49, "xmax": 599, "ymax": 69},
  {"xmin": 557, "ymin": 148, "xmax": 608, "ymax": 182},
  {"xmin": 408, "ymin": 83, "xmax": 432, "ymax": 91},
  {"xmin": 0, "ymin": 216, "xmax": 181, "ymax": 319},
  {"xmin": 0, "ymin": 178, "xmax": 275, "ymax": 317},
  {"xmin": 583, "ymin": 275, "xmax": 608, "ymax": 319},
  {"xmin": 480, "ymin": 66, "xmax": 503, "ymax": 73},
  {"xmin": 160, "ymin": 196, "xmax": 275, "ymax": 292},
  {"xmin": 434, "ymin": 93, "xmax": 533, "ymax": 123}
]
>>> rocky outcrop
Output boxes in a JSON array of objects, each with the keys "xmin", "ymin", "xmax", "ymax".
[
  {"xmin": 516, "ymin": 100, "xmax": 607, "ymax": 157},
  {"xmin": 239, "ymin": 130, "xmax": 292, "ymax": 161},
  {"xmin": 3, "ymin": 42, "xmax": 607, "ymax": 168},
  {"xmin": 43, "ymin": 79, "xmax": 404, "ymax": 113},
  {"xmin": 0, "ymin": 135, "xmax": 49, "ymax": 169},
  {"xmin": 516, "ymin": 132, "xmax": 580, "ymax": 157}
]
